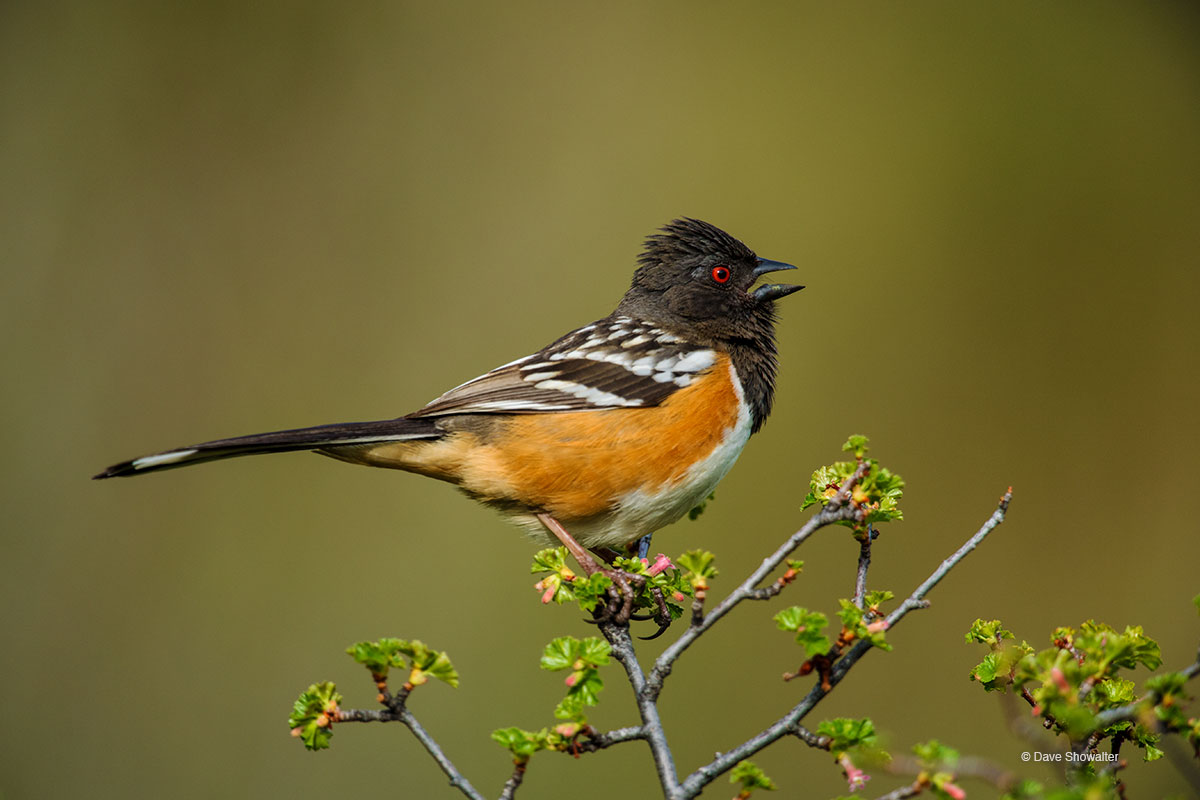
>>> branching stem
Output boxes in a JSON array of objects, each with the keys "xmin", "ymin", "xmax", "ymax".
[
  {"xmin": 600, "ymin": 621, "xmax": 681, "ymax": 794},
  {"xmin": 674, "ymin": 487, "xmax": 1014, "ymax": 798},
  {"xmin": 646, "ymin": 461, "xmax": 872, "ymax": 700},
  {"xmin": 333, "ymin": 483, "xmax": 1017, "ymax": 800},
  {"xmin": 853, "ymin": 525, "xmax": 875, "ymax": 609}
]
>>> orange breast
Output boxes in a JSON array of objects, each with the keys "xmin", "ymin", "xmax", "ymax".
[{"xmin": 454, "ymin": 353, "xmax": 741, "ymax": 521}]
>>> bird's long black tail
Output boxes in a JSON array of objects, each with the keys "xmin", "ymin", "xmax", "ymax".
[{"xmin": 94, "ymin": 417, "xmax": 441, "ymax": 479}]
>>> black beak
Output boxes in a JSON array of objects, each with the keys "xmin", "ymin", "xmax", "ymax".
[{"xmin": 751, "ymin": 257, "xmax": 804, "ymax": 302}]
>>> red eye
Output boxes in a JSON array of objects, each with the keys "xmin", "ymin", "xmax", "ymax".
[{"xmin": 711, "ymin": 266, "xmax": 731, "ymax": 284}]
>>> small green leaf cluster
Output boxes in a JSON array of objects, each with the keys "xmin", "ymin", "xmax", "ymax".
[
  {"xmin": 838, "ymin": 599, "xmax": 892, "ymax": 651},
  {"xmin": 817, "ymin": 717, "xmax": 879, "ymax": 757},
  {"xmin": 290, "ymin": 638, "xmax": 460, "ymax": 752},
  {"xmin": 347, "ymin": 637, "xmax": 459, "ymax": 689},
  {"xmin": 730, "ymin": 759, "xmax": 776, "ymax": 797},
  {"xmin": 530, "ymin": 547, "xmax": 580, "ymax": 606},
  {"xmin": 966, "ymin": 619, "xmax": 1032, "ymax": 693},
  {"xmin": 540, "ymin": 636, "xmax": 610, "ymax": 720},
  {"xmin": 1142, "ymin": 671, "xmax": 1200, "ymax": 759},
  {"xmin": 800, "ymin": 435, "xmax": 904, "ymax": 531},
  {"xmin": 965, "ymin": 618, "xmax": 1014, "ymax": 647},
  {"xmin": 776, "ymin": 592, "xmax": 894, "ymax": 661},
  {"xmin": 491, "ymin": 636, "xmax": 612, "ymax": 762},
  {"xmin": 967, "ymin": 617, "xmax": 1194, "ymax": 764},
  {"xmin": 775, "ymin": 606, "xmax": 831, "ymax": 658},
  {"xmin": 490, "ymin": 725, "xmax": 587, "ymax": 762},
  {"xmin": 289, "ymin": 681, "xmax": 341, "ymax": 751},
  {"xmin": 676, "ymin": 549, "xmax": 718, "ymax": 592}
]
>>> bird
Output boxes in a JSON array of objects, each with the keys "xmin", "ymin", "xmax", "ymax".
[{"xmin": 96, "ymin": 218, "xmax": 803, "ymax": 602}]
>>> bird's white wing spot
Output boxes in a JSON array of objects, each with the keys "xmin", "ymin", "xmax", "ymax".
[
  {"xmin": 674, "ymin": 350, "xmax": 717, "ymax": 373},
  {"xmin": 467, "ymin": 400, "xmax": 576, "ymax": 411},
  {"xmin": 533, "ymin": 379, "xmax": 644, "ymax": 407},
  {"xmin": 133, "ymin": 449, "xmax": 199, "ymax": 470}
]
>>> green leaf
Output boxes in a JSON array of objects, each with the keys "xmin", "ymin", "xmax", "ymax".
[
  {"xmin": 540, "ymin": 636, "xmax": 610, "ymax": 672},
  {"xmin": 730, "ymin": 759, "xmax": 776, "ymax": 792},
  {"xmin": 379, "ymin": 639, "xmax": 460, "ymax": 688},
  {"xmin": 676, "ymin": 549, "xmax": 718, "ymax": 580},
  {"xmin": 965, "ymin": 619, "xmax": 1014, "ymax": 646},
  {"xmin": 530, "ymin": 547, "xmax": 569, "ymax": 574},
  {"xmin": 577, "ymin": 637, "xmax": 612, "ymax": 667},
  {"xmin": 288, "ymin": 681, "xmax": 341, "ymax": 751},
  {"xmin": 346, "ymin": 638, "xmax": 407, "ymax": 677},
  {"xmin": 540, "ymin": 636, "xmax": 609, "ymax": 722},
  {"xmin": 490, "ymin": 727, "xmax": 545, "ymax": 760},
  {"xmin": 837, "ymin": 599, "xmax": 891, "ymax": 652},
  {"xmin": 554, "ymin": 669, "xmax": 605, "ymax": 720},
  {"xmin": 862, "ymin": 590, "xmax": 893, "ymax": 610},
  {"xmin": 816, "ymin": 717, "xmax": 877, "ymax": 755},
  {"xmin": 842, "ymin": 435, "xmax": 870, "ymax": 458},
  {"xmin": 540, "ymin": 637, "xmax": 577, "ymax": 671},
  {"xmin": 417, "ymin": 650, "xmax": 460, "ymax": 688},
  {"xmin": 971, "ymin": 653, "xmax": 1001, "ymax": 685},
  {"xmin": 774, "ymin": 606, "xmax": 831, "ymax": 658},
  {"xmin": 572, "ymin": 573, "xmax": 614, "ymax": 613},
  {"xmin": 799, "ymin": 438, "xmax": 905, "ymax": 527},
  {"xmin": 1094, "ymin": 677, "xmax": 1135, "ymax": 707}
]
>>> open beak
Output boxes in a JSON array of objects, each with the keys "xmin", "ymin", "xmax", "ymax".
[{"xmin": 751, "ymin": 257, "xmax": 804, "ymax": 302}]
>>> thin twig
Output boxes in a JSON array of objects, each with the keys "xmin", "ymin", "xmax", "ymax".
[
  {"xmin": 497, "ymin": 760, "xmax": 527, "ymax": 800},
  {"xmin": 1020, "ymin": 687, "xmax": 1056, "ymax": 730},
  {"xmin": 872, "ymin": 782, "xmax": 924, "ymax": 800},
  {"xmin": 674, "ymin": 488, "xmax": 1014, "ymax": 798},
  {"xmin": 396, "ymin": 705, "xmax": 487, "ymax": 800},
  {"xmin": 647, "ymin": 461, "xmax": 871, "ymax": 700},
  {"xmin": 572, "ymin": 725, "xmax": 645, "ymax": 752},
  {"xmin": 790, "ymin": 724, "xmax": 832, "ymax": 750},
  {"xmin": 341, "ymin": 703, "xmax": 487, "ymax": 800},
  {"xmin": 853, "ymin": 526, "xmax": 875, "ymax": 609}
]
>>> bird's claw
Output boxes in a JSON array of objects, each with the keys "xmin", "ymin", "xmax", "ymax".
[{"xmin": 636, "ymin": 586, "xmax": 673, "ymax": 639}]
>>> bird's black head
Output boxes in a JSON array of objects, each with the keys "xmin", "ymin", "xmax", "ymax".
[{"xmin": 616, "ymin": 217, "xmax": 803, "ymax": 343}]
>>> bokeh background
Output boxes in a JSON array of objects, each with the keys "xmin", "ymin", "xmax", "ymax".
[{"xmin": 3, "ymin": 2, "xmax": 1198, "ymax": 798}]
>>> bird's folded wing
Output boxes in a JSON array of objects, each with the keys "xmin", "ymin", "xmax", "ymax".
[{"xmin": 411, "ymin": 318, "xmax": 718, "ymax": 418}]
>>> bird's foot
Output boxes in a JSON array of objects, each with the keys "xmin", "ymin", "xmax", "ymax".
[
  {"xmin": 630, "ymin": 586, "xmax": 673, "ymax": 640},
  {"xmin": 534, "ymin": 514, "xmax": 675, "ymax": 634},
  {"xmin": 589, "ymin": 567, "xmax": 645, "ymax": 626}
]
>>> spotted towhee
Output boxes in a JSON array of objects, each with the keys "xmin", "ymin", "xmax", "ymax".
[{"xmin": 96, "ymin": 218, "xmax": 803, "ymax": 576}]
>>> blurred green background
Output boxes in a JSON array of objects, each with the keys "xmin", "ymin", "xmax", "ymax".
[{"xmin": 3, "ymin": 1, "xmax": 1199, "ymax": 797}]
